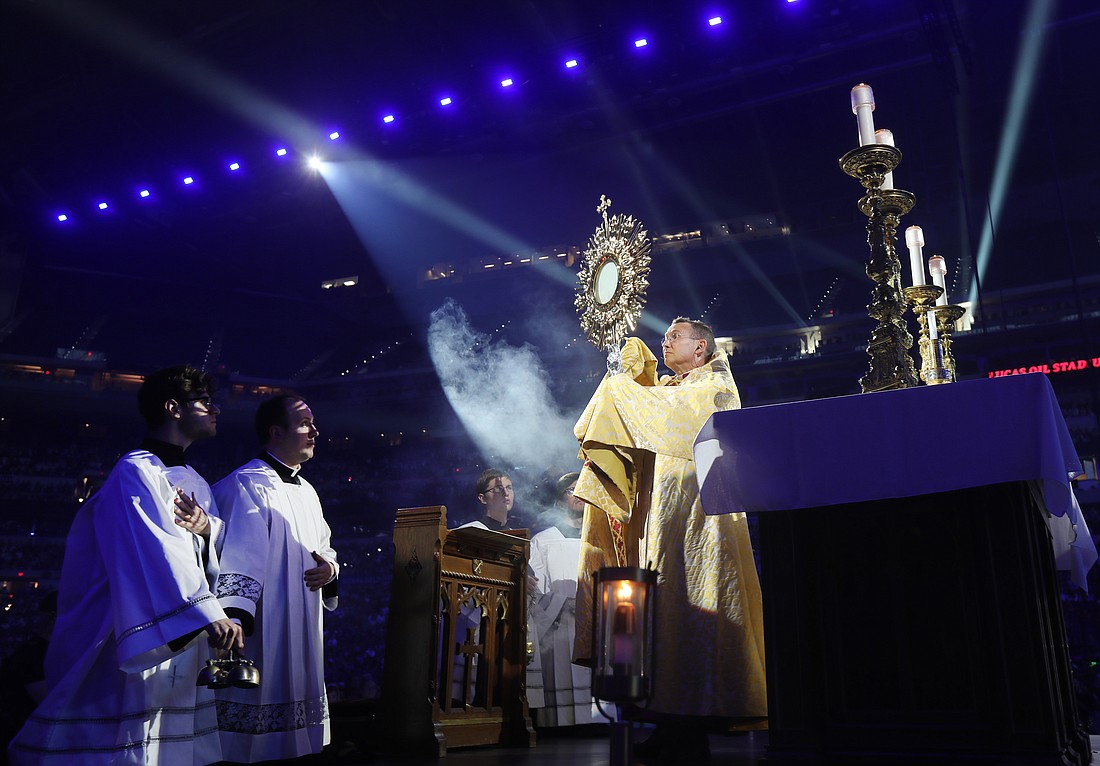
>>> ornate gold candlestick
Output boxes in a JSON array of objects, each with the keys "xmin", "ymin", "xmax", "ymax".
[
  {"xmin": 931, "ymin": 304, "xmax": 966, "ymax": 382},
  {"xmin": 840, "ymin": 144, "xmax": 919, "ymax": 392},
  {"xmin": 903, "ymin": 285, "xmax": 951, "ymax": 385}
]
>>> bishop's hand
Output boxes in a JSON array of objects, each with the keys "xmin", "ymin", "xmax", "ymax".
[{"xmin": 620, "ymin": 337, "xmax": 658, "ymax": 385}]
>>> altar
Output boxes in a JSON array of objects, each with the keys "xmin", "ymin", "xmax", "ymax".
[{"xmin": 694, "ymin": 373, "xmax": 1096, "ymax": 764}]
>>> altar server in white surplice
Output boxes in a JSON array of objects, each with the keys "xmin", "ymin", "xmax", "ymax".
[
  {"xmin": 528, "ymin": 472, "xmax": 606, "ymax": 728},
  {"xmin": 212, "ymin": 394, "xmax": 339, "ymax": 762},
  {"xmin": 8, "ymin": 365, "xmax": 244, "ymax": 766}
]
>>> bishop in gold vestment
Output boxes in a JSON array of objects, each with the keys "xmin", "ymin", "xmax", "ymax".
[{"xmin": 572, "ymin": 320, "xmax": 767, "ymax": 722}]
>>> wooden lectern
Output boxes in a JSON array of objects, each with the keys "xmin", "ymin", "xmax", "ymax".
[{"xmin": 376, "ymin": 506, "xmax": 536, "ymax": 756}]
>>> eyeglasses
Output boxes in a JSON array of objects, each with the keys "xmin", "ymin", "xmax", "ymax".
[
  {"xmin": 182, "ymin": 396, "xmax": 216, "ymax": 410},
  {"xmin": 485, "ymin": 484, "xmax": 514, "ymax": 496},
  {"xmin": 663, "ymin": 331, "xmax": 696, "ymax": 344}
]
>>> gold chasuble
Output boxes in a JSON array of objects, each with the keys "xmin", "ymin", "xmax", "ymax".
[{"xmin": 572, "ymin": 338, "xmax": 767, "ymax": 719}]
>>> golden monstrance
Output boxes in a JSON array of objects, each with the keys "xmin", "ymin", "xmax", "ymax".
[{"xmin": 575, "ymin": 196, "xmax": 652, "ymax": 372}]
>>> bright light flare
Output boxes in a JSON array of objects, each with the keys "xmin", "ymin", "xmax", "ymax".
[
  {"xmin": 708, "ymin": 16, "xmax": 723, "ymax": 26},
  {"xmin": 634, "ymin": 38, "xmax": 648, "ymax": 48},
  {"xmin": 439, "ymin": 97, "xmax": 453, "ymax": 106},
  {"xmin": 308, "ymin": 156, "xmax": 323, "ymax": 171},
  {"xmin": 970, "ymin": 0, "xmax": 1054, "ymax": 304},
  {"xmin": 500, "ymin": 78, "xmax": 514, "ymax": 88},
  {"xmin": 383, "ymin": 114, "xmax": 395, "ymax": 124}
]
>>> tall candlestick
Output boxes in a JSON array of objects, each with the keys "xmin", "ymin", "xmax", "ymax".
[
  {"xmin": 928, "ymin": 255, "xmax": 948, "ymax": 306},
  {"xmin": 904, "ymin": 225, "xmax": 925, "ymax": 287},
  {"xmin": 875, "ymin": 128, "xmax": 895, "ymax": 190},
  {"xmin": 851, "ymin": 84, "xmax": 876, "ymax": 147}
]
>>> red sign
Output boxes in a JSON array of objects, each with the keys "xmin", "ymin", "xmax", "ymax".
[{"xmin": 987, "ymin": 358, "xmax": 1100, "ymax": 378}]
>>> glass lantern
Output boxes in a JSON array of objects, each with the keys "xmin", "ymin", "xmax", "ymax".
[{"xmin": 592, "ymin": 566, "xmax": 657, "ymax": 704}]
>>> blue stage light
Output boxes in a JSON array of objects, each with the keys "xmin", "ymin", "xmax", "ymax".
[
  {"xmin": 383, "ymin": 114, "xmax": 395, "ymax": 124},
  {"xmin": 565, "ymin": 58, "xmax": 579, "ymax": 69},
  {"xmin": 183, "ymin": 176, "xmax": 194, "ymax": 185},
  {"xmin": 229, "ymin": 162, "xmax": 240, "ymax": 171},
  {"xmin": 709, "ymin": 16, "xmax": 723, "ymax": 26},
  {"xmin": 139, "ymin": 189, "xmax": 150, "ymax": 198},
  {"xmin": 329, "ymin": 131, "xmax": 340, "ymax": 140},
  {"xmin": 634, "ymin": 38, "xmax": 648, "ymax": 48},
  {"xmin": 98, "ymin": 202, "xmax": 108, "ymax": 210},
  {"xmin": 276, "ymin": 147, "xmax": 288, "ymax": 157},
  {"xmin": 500, "ymin": 78, "xmax": 514, "ymax": 87},
  {"xmin": 440, "ymin": 97, "xmax": 453, "ymax": 106},
  {"xmin": 57, "ymin": 213, "xmax": 68, "ymax": 222}
]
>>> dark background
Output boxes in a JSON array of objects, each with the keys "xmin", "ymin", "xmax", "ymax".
[{"xmin": 2, "ymin": 0, "xmax": 1096, "ymax": 382}]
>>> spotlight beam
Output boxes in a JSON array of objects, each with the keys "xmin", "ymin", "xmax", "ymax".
[
  {"xmin": 968, "ymin": 0, "xmax": 1055, "ymax": 304},
  {"xmin": 26, "ymin": 0, "xmax": 323, "ymax": 148},
  {"xmin": 38, "ymin": 0, "xmax": 814, "ymax": 336},
  {"xmin": 317, "ymin": 157, "xmax": 532, "ymax": 258},
  {"xmin": 575, "ymin": 62, "xmax": 808, "ymax": 328}
]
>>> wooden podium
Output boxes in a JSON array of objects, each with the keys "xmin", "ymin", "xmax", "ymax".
[{"xmin": 376, "ymin": 506, "xmax": 536, "ymax": 756}]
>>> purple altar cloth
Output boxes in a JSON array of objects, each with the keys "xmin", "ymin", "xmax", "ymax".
[{"xmin": 694, "ymin": 373, "xmax": 1097, "ymax": 590}]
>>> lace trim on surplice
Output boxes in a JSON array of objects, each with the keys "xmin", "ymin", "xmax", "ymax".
[
  {"xmin": 215, "ymin": 573, "xmax": 262, "ymax": 603},
  {"xmin": 215, "ymin": 696, "xmax": 328, "ymax": 734}
]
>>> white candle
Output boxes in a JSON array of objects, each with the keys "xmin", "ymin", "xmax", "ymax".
[
  {"xmin": 904, "ymin": 226, "xmax": 925, "ymax": 286},
  {"xmin": 927, "ymin": 310, "xmax": 939, "ymax": 340},
  {"xmin": 851, "ymin": 84, "xmax": 876, "ymax": 146},
  {"xmin": 875, "ymin": 128, "xmax": 895, "ymax": 190},
  {"xmin": 611, "ymin": 601, "xmax": 636, "ymax": 671},
  {"xmin": 928, "ymin": 255, "xmax": 948, "ymax": 306}
]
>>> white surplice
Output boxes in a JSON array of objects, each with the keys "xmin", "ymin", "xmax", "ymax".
[
  {"xmin": 9, "ymin": 451, "xmax": 227, "ymax": 766},
  {"xmin": 528, "ymin": 525, "xmax": 605, "ymax": 727},
  {"xmin": 212, "ymin": 459, "xmax": 338, "ymax": 763}
]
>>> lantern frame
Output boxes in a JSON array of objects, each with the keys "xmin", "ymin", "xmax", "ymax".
[{"xmin": 591, "ymin": 565, "xmax": 658, "ymax": 704}]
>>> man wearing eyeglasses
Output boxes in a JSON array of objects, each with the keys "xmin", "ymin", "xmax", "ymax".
[
  {"xmin": 448, "ymin": 468, "xmax": 516, "ymax": 705},
  {"xmin": 210, "ymin": 394, "xmax": 338, "ymax": 763},
  {"xmin": 572, "ymin": 318, "xmax": 767, "ymax": 760},
  {"xmin": 10, "ymin": 365, "xmax": 243, "ymax": 766},
  {"xmin": 474, "ymin": 468, "xmax": 515, "ymax": 530}
]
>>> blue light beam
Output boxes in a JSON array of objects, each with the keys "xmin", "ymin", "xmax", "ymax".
[{"xmin": 969, "ymin": 0, "xmax": 1055, "ymax": 305}]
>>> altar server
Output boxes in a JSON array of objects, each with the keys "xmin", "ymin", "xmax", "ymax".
[
  {"xmin": 528, "ymin": 471, "xmax": 606, "ymax": 727},
  {"xmin": 212, "ymin": 394, "xmax": 338, "ymax": 762},
  {"xmin": 9, "ymin": 365, "xmax": 242, "ymax": 766}
]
